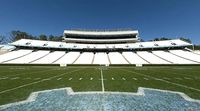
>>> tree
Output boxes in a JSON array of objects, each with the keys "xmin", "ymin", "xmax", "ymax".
[
  {"xmin": 179, "ymin": 37, "xmax": 191, "ymax": 43},
  {"xmin": 151, "ymin": 37, "xmax": 171, "ymax": 41},
  {"xmin": 48, "ymin": 35, "xmax": 54, "ymax": 41},
  {"xmin": 0, "ymin": 35, "xmax": 6, "ymax": 44},
  {"xmin": 48, "ymin": 35, "xmax": 63, "ymax": 41},
  {"xmin": 10, "ymin": 30, "xmax": 35, "ymax": 41},
  {"xmin": 153, "ymin": 38, "xmax": 160, "ymax": 41},
  {"xmin": 39, "ymin": 34, "xmax": 47, "ymax": 40},
  {"xmin": 53, "ymin": 36, "xmax": 63, "ymax": 41},
  {"xmin": 7, "ymin": 30, "xmax": 62, "ymax": 42},
  {"xmin": 159, "ymin": 37, "xmax": 171, "ymax": 40}
]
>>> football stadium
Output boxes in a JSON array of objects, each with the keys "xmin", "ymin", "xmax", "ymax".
[{"xmin": 0, "ymin": 29, "xmax": 200, "ymax": 110}]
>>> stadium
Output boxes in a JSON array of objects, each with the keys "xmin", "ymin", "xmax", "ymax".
[{"xmin": 0, "ymin": 29, "xmax": 200, "ymax": 110}]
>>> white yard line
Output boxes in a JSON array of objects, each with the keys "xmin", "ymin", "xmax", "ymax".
[
  {"xmin": 120, "ymin": 69, "xmax": 200, "ymax": 93},
  {"xmin": 132, "ymin": 78, "xmax": 137, "ymax": 80},
  {"xmin": 100, "ymin": 68, "xmax": 105, "ymax": 92},
  {"xmin": 0, "ymin": 69, "xmax": 82, "ymax": 94},
  {"xmin": 57, "ymin": 78, "xmax": 62, "ymax": 80}
]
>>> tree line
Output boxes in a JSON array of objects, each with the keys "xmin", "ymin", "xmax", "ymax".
[
  {"xmin": 0, "ymin": 30, "xmax": 62, "ymax": 44},
  {"xmin": 0, "ymin": 30, "xmax": 193, "ymax": 44},
  {"xmin": 149, "ymin": 37, "xmax": 192, "ymax": 43}
]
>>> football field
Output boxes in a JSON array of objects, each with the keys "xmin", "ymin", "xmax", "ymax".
[{"xmin": 0, "ymin": 65, "xmax": 200, "ymax": 105}]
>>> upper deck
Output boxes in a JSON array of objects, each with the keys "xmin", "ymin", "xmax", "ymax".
[{"xmin": 63, "ymin": 29, "xmax": 139, "ymax": 43}]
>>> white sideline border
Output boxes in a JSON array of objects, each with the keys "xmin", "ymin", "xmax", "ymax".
[{"xmin": 0, "ymin": 87, "xmax": 200, "ymax": 110}]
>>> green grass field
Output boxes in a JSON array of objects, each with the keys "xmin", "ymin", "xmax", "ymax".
[{"xmin": 0, "ymin": 65, "xmax": 200, "ymax": 105}]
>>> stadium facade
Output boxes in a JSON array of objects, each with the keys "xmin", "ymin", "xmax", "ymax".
[{"xmin": 0, "ymin": 29, "xmax": 200, "ymax": 65}]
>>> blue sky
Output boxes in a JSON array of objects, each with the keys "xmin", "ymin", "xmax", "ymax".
[{"xmin": 0, "ymin": 0, "xmax": 200, "ymax": 44}]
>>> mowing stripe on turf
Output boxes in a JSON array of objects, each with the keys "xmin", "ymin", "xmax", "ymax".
[
  {"xmin": 0, "ymin": 69, "xmax": 82, "ymax": 94},
  {"xmin": 184, "ymin": 77, "xmax": 192, "ymax": 80},
  {"xmin": 120, "ymin": 69, "xmax": 200, "ymax": 93}
]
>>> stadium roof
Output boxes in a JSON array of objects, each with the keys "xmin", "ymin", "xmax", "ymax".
[{"xmin": 10, "ymin": 39, "xmax": 192, "ymax": 51}]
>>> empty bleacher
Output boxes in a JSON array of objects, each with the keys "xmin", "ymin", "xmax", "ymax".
[
  {"xmin": 169, "ymin": 50, "xmax": 200, "ymax": 63},
  {"xmin": 54, "ymin": 52, "xmax": 80, "ymax": 64},
  {"xmin": 122, "ymin": 52, "xmax": 149, "ymax": 64},
  {"xmin": 74, "ymin": 52, "xmax": 94, "ymax": 64},
  {"xmin": 152, "ymin": 50, "xmax": 196, "ymax": 64},
  {"xmin": 93, "ymin": 53, "xmax": 109, "ymax": 64},
  {"xmin": 108, "ymin": 52, "xmax": 128, "ymax": 64},
  {"xmin": 136, "ymin": 51, "xmax": 170, "ymax": 64},
  {"xmin": 6, "ymin": 50, "xmax": 50, "ymax": 64},
  {"xmin": 0, "ymin": 49, "xmax": 33, "ymax": 63},
  {"xmin": 32, "ymin": 51, "xmax": 66, "ymax": 64},
  {"xmin": 193, "ymin": 50, "xmax": 200, "ymax": 55}
]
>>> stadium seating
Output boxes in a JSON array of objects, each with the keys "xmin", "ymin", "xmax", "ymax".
[
  {"xmin": 1, "ymin": 38, "xmax": 198, "ymax": 65},
  {"xmin": 108, "ymin": 52, "xmax": 129, "ymax": 64},
  {"xmin": 74, "ymin": 52, "xmax": 94, "ymax": 64},
  {"xmin": 193, "ymin": 50, "xmax": 200, "ymax": 55},
  {"xmin": 152, "ymin": 50, "xmax": 196, "ymax": 64},
  {"xmin": 6, "ymin": 50, "xmax": 50, "ymax": 64},
  {"xmin": 0, "ymin": 49, "xmax": 33, "ymax": 63},
  {"xmin": 54, "ymin": 52, "xmax": 80, "ymax": 64},
  {"xmin": 93, "ymin": 52, "xmax": 110, "ymax": 64},
  {"xmin": 122, "ymin": 52, "xmax": 149, "ymax": 64},
  {"xmin": 169, "ymin": 50, "xmax": 200, "ymax": 63},
  {"xmin": 136, "ymin": 51, "xmax": 170, "ymax": 64},
  {"xmin": 32, "ymin": 51, "xmax": 65, "ymax": 64}
]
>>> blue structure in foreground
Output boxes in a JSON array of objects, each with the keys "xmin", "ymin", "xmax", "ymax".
[{"xmin": 0, "ymin": 87, "xmax": 200, "ymax": 111}]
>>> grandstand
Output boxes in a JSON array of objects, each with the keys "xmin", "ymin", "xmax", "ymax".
[{"xmin": 0, "ymin": 29, "xmax": 199, "ymax": 65}]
